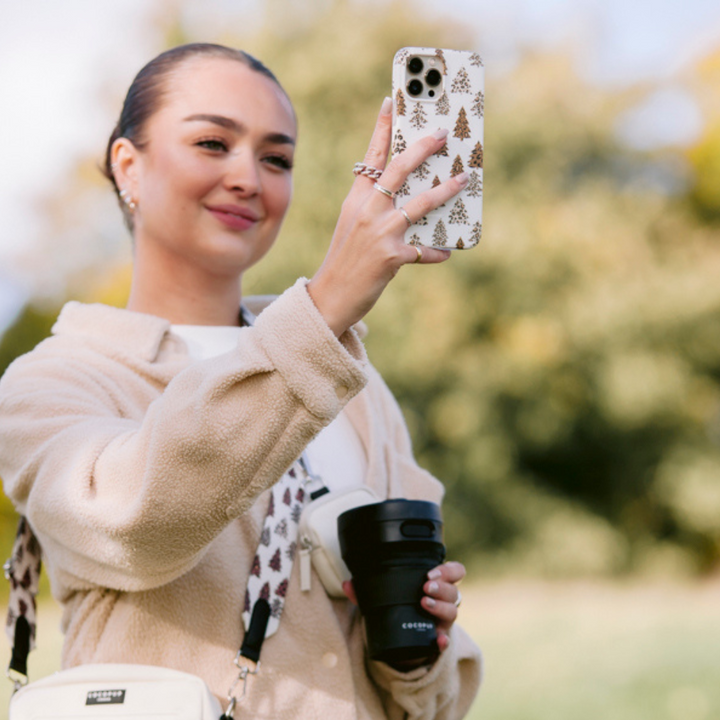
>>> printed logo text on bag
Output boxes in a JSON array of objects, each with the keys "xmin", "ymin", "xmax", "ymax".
[{"xmin": 86, "ymin": 689, "xmax": 126, "ymax": 705}]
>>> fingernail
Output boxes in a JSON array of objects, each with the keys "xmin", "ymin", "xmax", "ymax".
[
  {"xmin": 456, "ymin": 172, "xmax": 469, "ymax": 187},
  {"xmin": 428, "ymin": 569, "xmax": 442, "ymax": 580},
  {"xmin": 429, "ymin": 581, "xmax": 439, "ymax": 594},
  {"xmin": 433, "ymin": 128, "xmax": 449, "ymax": 140},
  {"xmin": 381, "ymin": 96, "xmax": 392, "ymax": 115},
  {"xmin": 425, "ymin": 597, "xmax": 437, "ymax": 608}
]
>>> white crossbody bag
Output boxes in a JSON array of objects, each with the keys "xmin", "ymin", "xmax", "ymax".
[
  {"xmin": 9, "ymin": 663, "xmax": 223, "ymax": 719},
  {"xmin": 4, "ymin": 518, "xmax": 251, "ymax": 720}
]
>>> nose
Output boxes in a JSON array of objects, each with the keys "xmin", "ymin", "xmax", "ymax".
[{"xmin": 224, "ymin": 148, "xmax": 261, "ymax": 197}]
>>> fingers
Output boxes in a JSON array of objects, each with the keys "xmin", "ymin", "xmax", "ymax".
[
  {"xmin": 428, "ymin": 560, "xmax": 466, "ymax": 586},
  {"xmin": 420, "ymin": 561, "xmax": 466, "ymax": 652},
  {"xmin": 401, "ymin": 171, "xmax": 469, "ymax": 226},
  {"xmin": 436, "ymin": 632, "xmax": 451, "ymax": 653},
  {"xmin": 421, "ymin": 594, "xmax": 457, "ymax": 623},
  {"xmin": 361, "ymin": 97, "xmax": 393, "ymax": 172},
  {"xmin": 360, "ymin": 114, "xmax": 468, "ymax": 260},
  {"xmin": 342, "ymin": 579, "xmax": 358, "ymax": 605},
  {"xmin": 402, "ymin": 242, "xmax": 451, "ymax": 267},
  {"xmin": 393, "ymin": 168, "xmax": 468, "ymax": 265},
  {"xmin": 378, "ymin": 128, "xmax": 450, "ymax": 192}
]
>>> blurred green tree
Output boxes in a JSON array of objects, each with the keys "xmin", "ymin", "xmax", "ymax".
[{"xmin": 687, "ymin": 50, "xmax": 720, "ymax": 223}]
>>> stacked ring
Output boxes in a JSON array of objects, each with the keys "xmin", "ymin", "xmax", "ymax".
[
  {"xmin": 353, "ymin": 162, "xmax": 384, "ymax": 180},
  {"xmin": 373, "ymin": 182, "xmax": 396, "ymax": 199}
]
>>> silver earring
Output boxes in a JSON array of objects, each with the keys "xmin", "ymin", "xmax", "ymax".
[
  {"xmin": 119, "ymin": 188, "xmax": 136, "ymax": 211},
  {"xmin": 119, "ymin": 189, "xmax": 134, "ymax": 210}
]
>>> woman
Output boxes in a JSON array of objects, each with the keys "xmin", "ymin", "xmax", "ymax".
[{"xmin": 0, "ymin": 44, "xmax": 480, "ymax": 719}]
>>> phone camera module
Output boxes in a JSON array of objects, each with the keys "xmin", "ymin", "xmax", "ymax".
[
  {"xmin": 425, "ymin": 69, "xmax": 442, "ymax": 87},
  {"xmin": 407, "ymin": 57, "xmax": 424, "ymax": 74},
  {"xmin": 407, "ymin": 79, "xmax": 423, "ymax": 97}
]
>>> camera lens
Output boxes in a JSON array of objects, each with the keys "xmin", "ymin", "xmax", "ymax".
[
  {"xmin": 426, "ymin": 69, "xmax": 442, "ymax": 87},
  {"xmin": 338, "ymin": 499, "xmax": 446, "ymax": 665},
  {"xmin": 407, "ymin": 79, "xmax": 423, "ymax": 97},
  {"xmin": 408, "ymin": 57, "xmax": 424, "ymax": 74}
]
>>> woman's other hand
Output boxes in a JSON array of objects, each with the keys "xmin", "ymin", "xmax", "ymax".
[
  {"xmin": 307, "ymin": 97, "xmax": 469, "ymax": 337},
  {"xmin": 421, "ymin": 560, "xmax": 465, "ymax": 652},
  {"xmin": 341, "ymin": 559, "xmax": 465, "ymax": 656}
]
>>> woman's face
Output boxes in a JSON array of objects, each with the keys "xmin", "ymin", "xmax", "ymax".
[{"xmin": 122, "ymin": 57, "xmax": 297, "ymax": 278}]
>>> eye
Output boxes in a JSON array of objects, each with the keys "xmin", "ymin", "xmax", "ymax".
[
  {"xmin": 196, "ymin": 138, "xmax": 228, "ymax": 152},
  {"xmin": 264, "ymin": 154, "xmax": 294, "ymax": 171}
]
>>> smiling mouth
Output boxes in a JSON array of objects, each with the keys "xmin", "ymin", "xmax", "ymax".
[{"xmin": 206, "ymin": 206, "xmax": 259, "ymax": 231}]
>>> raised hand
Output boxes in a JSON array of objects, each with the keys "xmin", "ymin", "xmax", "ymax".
[{"xmin": 307, "ymin": 97, "xmax": 469, "ymax": 337}]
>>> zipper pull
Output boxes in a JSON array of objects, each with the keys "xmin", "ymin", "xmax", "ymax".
[{"xmin": 299, "ymin": 536, "xmax": 312, "ymax": 593}]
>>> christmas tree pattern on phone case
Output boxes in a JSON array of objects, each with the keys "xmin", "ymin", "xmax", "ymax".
[{"xmin": 392, "ymin": 47, "xmax": 484, "ymax": 249}]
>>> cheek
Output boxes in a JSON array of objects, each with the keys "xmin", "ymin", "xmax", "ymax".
[
  {"xmin": 264, "ymin": 174, "xmax": 293, "ymax": 221},
  {"xmin": 142, "ymin": 151, "xmax": 216, "ymax": 215}
]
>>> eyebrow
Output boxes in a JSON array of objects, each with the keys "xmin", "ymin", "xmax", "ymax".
[{"xmin": 183, "ymin": 113, "xmax": 295, "ymax": 146}]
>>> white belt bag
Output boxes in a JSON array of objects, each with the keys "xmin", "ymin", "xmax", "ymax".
[
  {"xmin": 9, "ymin": 663, "xmax": 223, "ymax": 719},
  {"xmin": 298, "ymin": 485, "xmax": 380, "ymax": 596}
]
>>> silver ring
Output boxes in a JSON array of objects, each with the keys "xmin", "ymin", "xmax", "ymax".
[
  {"xmin": 399, "ymin": 207, "xmax": 412, "ymax": 227},
  {"xmin": 353, "ymin": 162, "xmax": 383, "ymax": 180},
  {"xmin": 373, "ymin": 182, "xmax": 396, "ymax": 199},
  {"xmin": 454, "ymin": 590, "xmax": 462, "ymax": 608}
]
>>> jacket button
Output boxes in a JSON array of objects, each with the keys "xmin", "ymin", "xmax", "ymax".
[
  {"xmin": 335, "ymin": 385, "xmax": 349, "ymax": 399},
  {"xmin": 322, "ymin": 652, "xmax": 338, "ymax": 668}
]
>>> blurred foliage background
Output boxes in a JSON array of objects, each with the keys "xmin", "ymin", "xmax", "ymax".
[{"xmin": 3, "ymin": 0, "xmax": 720, "ymax": 589}]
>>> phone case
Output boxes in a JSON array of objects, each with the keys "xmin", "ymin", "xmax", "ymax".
[{"xmin": 392, "ymin": 47, "xmax": 484, "ymax": 249}]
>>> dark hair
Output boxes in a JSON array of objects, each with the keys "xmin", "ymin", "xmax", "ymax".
[{"xmin": 103, "ymin": 43, "xmax": 286, "ymax": 232}]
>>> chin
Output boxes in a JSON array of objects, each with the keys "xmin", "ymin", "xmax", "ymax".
[{"xmin": 201, "ymin": 240, "xmax": 274, "ymax": 277}]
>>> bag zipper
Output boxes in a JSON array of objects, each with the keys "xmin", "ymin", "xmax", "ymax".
[{"xmin": 299, "ymin": 535, "xmax": 313, "ymax": 592}]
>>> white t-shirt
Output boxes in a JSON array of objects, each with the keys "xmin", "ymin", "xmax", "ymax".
[{"xmin": 170, "ymin": 322, "xmax": 368, "ymax": 492}]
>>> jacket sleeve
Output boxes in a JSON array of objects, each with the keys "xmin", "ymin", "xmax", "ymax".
[
  {"xmin": 367, "ymin": 626, "xmax": 482, "ymax": 720},
  {"xmin": 361, "ymin": 368, "xmax": 483, "ymax": 720},
  {"xmin": 0, "ymin": 280, "xmax": 368, "ymax": 594}
]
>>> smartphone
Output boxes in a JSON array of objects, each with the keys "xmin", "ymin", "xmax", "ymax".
[{"xmin": 391, "ymin": 47, "xmax": 484, "ymax": 250}]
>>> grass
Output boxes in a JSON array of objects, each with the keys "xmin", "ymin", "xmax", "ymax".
[
  {"xmin": 2, "ymin": 579, "xmax": 719, "ymax": 719},
  {"xmin": 462, "ymin": 580, "xmax": 720, "ymax": 720}
]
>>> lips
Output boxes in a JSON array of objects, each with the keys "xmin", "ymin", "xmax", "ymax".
[{"xmin": 206, "ymin": 203, "xmax": 260, "ymax": 231}]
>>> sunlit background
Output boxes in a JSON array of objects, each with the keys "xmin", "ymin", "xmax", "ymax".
[{"xmin": 2, "ymin": 1, "xmax": 720, "ymax": 718}]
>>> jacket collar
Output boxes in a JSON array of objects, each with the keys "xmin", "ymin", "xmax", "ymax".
[
  {"xmin": 51, "ymin": 295, "xmax": 365, "ymax": 363},
  {"xmin": 52, "ymin": 302, "xmax": 174, "ymax": 363}
]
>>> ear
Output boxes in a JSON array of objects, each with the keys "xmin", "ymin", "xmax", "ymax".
[{"xmin": 110, "ymin": 137, "xmax": 140, "ymax": 196}]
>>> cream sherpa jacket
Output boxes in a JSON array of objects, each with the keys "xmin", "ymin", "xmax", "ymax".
[{"xmin": 0, "ymin": 279, "xmax": 481, "ymax": 720}]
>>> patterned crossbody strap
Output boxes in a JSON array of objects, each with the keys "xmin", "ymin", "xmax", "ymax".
[
  {"xmin": 4, "ymin": 516, "xmax": 42, "ymax": 692},
  {"xmin": 238, "ymin": 304, "xmax": 322, "ymax": 645}
]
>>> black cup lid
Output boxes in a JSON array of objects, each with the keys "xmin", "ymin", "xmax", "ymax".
[
  {"xmin": 338, "ymin": 499, "xmax": 443, "ymax": 543},
  {"xmin": 339, "ymin": 499, "xmax": 442, "ymax": 526}
]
